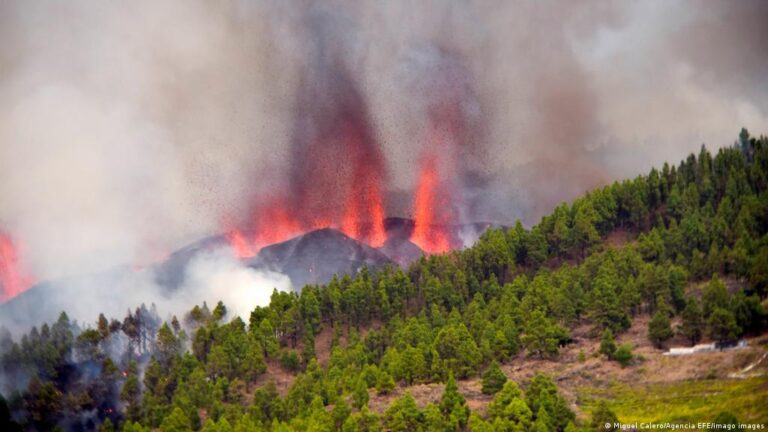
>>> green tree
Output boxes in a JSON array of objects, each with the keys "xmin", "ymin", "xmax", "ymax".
[
  {"xmin": 522, "ymin": 309, "xmax": 562, "ymax": 358},
  {"xmin": 487, "ymin": 380, "xmax": 523, "ymax": 419},
  {"xmin": 702, "ymin": 275, "xmax": 729, "ymax": 317},
  {"xmin": 299, "ymin": 287, "xmax": 322, "ymax": 336},
  {"xmin": 439, "ymin": 374, "xmax": 470, "ymax": 430},
  {"xmin": 160, "ymin": 407, "xmax": 193, "ymax": 432},
  {"xmin": 749, "ymin": 248, "xmax": 768, "ymax": 296},
  {"xmin": 707, "ymin": 308, "xmax": 740, "ymax": 343},
  {"xmin": 24, "ymin": 378, "xmax": 63, "ymax": 431},
  {"xmin": 352, "ymin": 377, "xmax": 370, "ymax": 409},
  {"xmin": 588, "ymin": 261, "xmax": 630, "ymax": 333},
  {"xmin": 614, "ymin": 344, "xmax": 633, "ymax": 368},
  {"xmin": 731, "ymin": 291, "xmax": 767, "ymax": 335},
  {"xmin": 376, "ymin": 371, "xmax": 396, "ymax": 395},
  {"xmin": 533, "ymin": 407, "xmax": 552, "ymax": 432},
  {"xmin": 434, "ymin": 322, "xmax": 481, "ymax": 378},
  {"xmin": 525, "ymin": 374, "xmax": 574, "ymax": 431},
  {"xmin": 599, "ymin": 329, "xmax": 617, "ymax": 360},
  {"xmin": 212, "ymin": 301, "xmax": 227, "ymax": 321},
  {"xmin": 332, "ymin": 399, "xmax": 352, "ymax": 431},
  {"xmin": 481, "ymin": 361, "xmax": 507, "ymax": 395},
  {"xmin": 157, "ymin": 322, "xmax": 181, "ymax": 366},
  {"xmin": 591, "ymin": 400, "xmax": 618, "ymax": 432},
  {"xmin": 384, "ymin": 393, "xmax": 424, "ymax": 432},
  {"xmin": 342, "ymin": 406, "xmax": 382, "ymax": 432},
  {"xmin": 121, "ymin": 362, "xmax": 142, "ymax": 421},
  {"xmin": 572, "ymin": 200, "xmax": 601, "ymax": 259},
  {"xmin": 678, "ymin": 297, "xmax": 704, "ymax": 345},
  {"xmin": 648, "ymin": 310, "xmax": 674, "ymax": 348}
]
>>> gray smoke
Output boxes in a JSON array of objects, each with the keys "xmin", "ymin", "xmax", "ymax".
[{"xmin": 0, "ymin": 0, "xmax": 766, "ymax": 298}]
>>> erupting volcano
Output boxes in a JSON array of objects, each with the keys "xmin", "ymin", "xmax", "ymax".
[
  {"xmin": 222, "ymin": 22, "xmax": 480, "ymax": 260},
  {"xmin": 0, "ymin": 232, "xmax": 33, "ymax": 301},
  {"xmin": 226, "ymin": 15, "xmax": 389, "ymax": 257}
]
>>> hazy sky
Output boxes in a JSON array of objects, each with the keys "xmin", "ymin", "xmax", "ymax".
[{"xmin": 0, "ymin": 0, "xmax": 766, "ymax": 283}]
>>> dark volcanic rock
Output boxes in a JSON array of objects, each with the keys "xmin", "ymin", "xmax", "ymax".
[
  {"xmin": 378, "ymin": 218, "xmax": 424, "ymax": 266},
  {"xmin": 249, "ymin": 228, "xmax": 393, "ymax": 288},
  {"xmin": 378, "ymin": 237, "xmax": 423, "ymax": 267}
]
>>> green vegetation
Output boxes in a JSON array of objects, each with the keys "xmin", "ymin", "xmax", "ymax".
[
  {"xmin": 614, "ymin": 344, "xmax": 633, "ymax": 368},
  {"xmin": 481, "ymin": 361, "xmax": 507, "ymax": 395},
  {"xmin": 599, "ymin": 329, "xmax": 617, "ymax": 359},
  {"xmin": 0, "ymin": 130, "xmax": 767, "ymax": 430},
  {"xmin": 579, "ymin": 376, "xmax": 768, "ymax": 424},
  {"xmin": 648, "ymin": 310, "xmax": 674, "ymax": 348}
]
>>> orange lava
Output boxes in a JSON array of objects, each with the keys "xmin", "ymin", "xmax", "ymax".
[
  {"xmin": 341, "ymin": 174, "xmax": 387, "ymax": 247},
  {"xmin": 0, "ymin": 232, "xmax": 33, "ymax": 301},
  {"xmin": 252, "ymin": 203, "xmax": 303, "ymax": 250},
  {"xmin": 227, "ymin": 229, "xmax": 256, "ymax": 259},
  {"xmin": 411, "ymin": 154, "xmax": 452, "ymax": 254}
]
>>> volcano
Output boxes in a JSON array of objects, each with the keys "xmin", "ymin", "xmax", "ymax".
[
  {"xmin": 153, "ymin": 226, "xmax": 402, "ymax": 291},
  {"xmin": 247, "ymin": 228, "xmax": 392, "ymax": 287},
  {"xmin": 152, "ymin": 217, "xmax": 504, "ymax": 292}
]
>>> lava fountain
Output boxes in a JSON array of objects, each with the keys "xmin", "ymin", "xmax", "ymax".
[
  {"xmin": 411, "ymin": 126, "xmax": 457, "ymax": 254},
  {"xmin": 0, "ymin": 232, "xmax": 33, "ymax": 301},
  {"xmin": 227, "ymin": 27, "xmax": 388, "ymax": 255}
]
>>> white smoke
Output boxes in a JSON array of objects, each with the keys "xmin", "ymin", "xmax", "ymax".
[
  {"xmin": 0, "ymin": 247, "xmax": 291, "ymax": 335},
  {"xmin": 175, "ymin": 248, "xmax": 291, "ymax": 319}
]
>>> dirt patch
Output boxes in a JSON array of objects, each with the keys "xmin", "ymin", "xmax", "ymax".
[
  {"xmin": 367, "ymin": 379, "xmax": 492, "ymax": 414},
  {"xmin": 605, "ymin": 229, "xmax": 633, "ymax": 248},
  {"xmin": 252, "ymin": 359, "xmax": 296, "ymax": 397},
  {"xmin": 314, "ymin": 324, "xmax": 335, "ymax": 368}
]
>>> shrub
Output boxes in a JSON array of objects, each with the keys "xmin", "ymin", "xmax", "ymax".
[
  {"xmin": 614, "ymin": 344, "xmax": 633, "ymax": 368},
  {"xmin": 599, "ymin": 329, "xmax": 617, "ymax": 359},
  {"xmin": 279, "ymin": 350, "xmax": 301, "ymax": 372}
]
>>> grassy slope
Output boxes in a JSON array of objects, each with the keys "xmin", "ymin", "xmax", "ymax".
[{"xmin": 577, "ymin": 376, "xmax": 768, "ymax": 424}]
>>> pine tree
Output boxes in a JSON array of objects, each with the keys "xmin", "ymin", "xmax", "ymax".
[
  {"xmin": 481, "ymin": 361, "xmax": 507, "ymax": 395},
  {"xmin": 588, "ymin": 261, "xmax": 631, "ymax": 333},
  {"xmin": 384, "ymin": 393, "xmax": 424, "ymax": 432},
  {"xmin": 702, "ymin": 274, "xmax": 729, "ymax": 316},
  {"xmin": 121, "ymin": 362, "xmax": 142, "ymax": 421},
  {"xmin": 522, "ymin": 309, "xmax": 562, "ymax": 358},
  {"xmin": 525, "ymin": 374, "xmax": 574, "ymax": 431},
  {"xmin": 439, "ymin": 374, "xmax": 469, "ymax": 429},
  {"xmin": 591, "ymin": 400, "xmax": 619, "ymax": 432},
  {"xmin": 708, "ymin": 308, "xmax": 740, "ymax": 343},
  {"xmin": 352, "ymin": 377, "xmax": 370, "ymax": 409},
  {"xmin": 160, "ymin": 407, "xmax": 192, "ymax": 432},
  {"xmin": 648, "ymin": 310, "xmax": 674, "ymax": 348},
  {"xmin": 599, "ymin": 329, "xmax": 617, "ymax": 360},
  {"xmin": 679, "ymin": 297, "xmax": 703, "ymax": 345},
  {"xmin": 376, "ymin": 371, "xmax": 396, "ymax": 395},
  {"xmin": 487, "ymin": 380, "xmax": 523, "ymax": 419}
]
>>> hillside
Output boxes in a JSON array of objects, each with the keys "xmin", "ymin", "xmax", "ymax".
[{"xmin": 1, "ymin": 130, "xmax": 767, "ymax": 431}]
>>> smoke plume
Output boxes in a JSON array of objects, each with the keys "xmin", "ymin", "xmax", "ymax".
[{"xmin": 0, "ymin": 0, "xmax": 766, "ymax": 303}]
